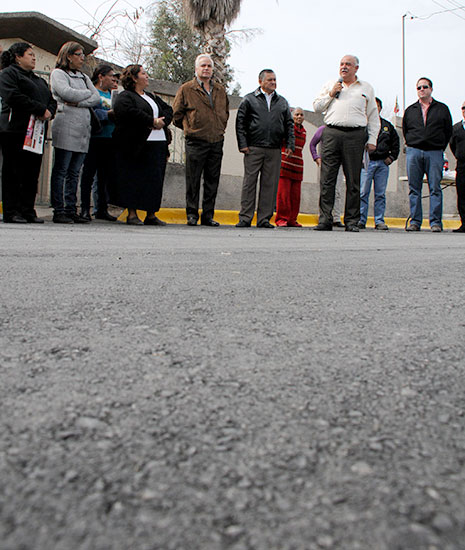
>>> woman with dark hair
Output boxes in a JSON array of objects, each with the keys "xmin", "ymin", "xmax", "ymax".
[
  {"xmin": 50, "ymin": 41, "xmax": 100, "ymax": 223},
  {"xmin": 0, "ymin": 42, "xmax": 57, "ymax": 223},
  {"xmin": 113, "ymin": 64, "xmax": 172, "ymax": 225},
  {"xmin": 79, "ymin": 64, "xmax": 118, "ymax": 221}
]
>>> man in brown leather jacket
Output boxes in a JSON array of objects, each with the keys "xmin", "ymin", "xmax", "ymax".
[{"xmin": 173, "ymin": 54, "xmax": 229, "ymax": 226}]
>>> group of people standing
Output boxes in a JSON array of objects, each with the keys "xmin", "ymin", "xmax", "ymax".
[
  {"xmin": 0, "ymin": 41, "xmax": 172, "ymax": 225},
  {"xmin": 1, "ymin": 43, "xmax": 464, "ymax": 232}
]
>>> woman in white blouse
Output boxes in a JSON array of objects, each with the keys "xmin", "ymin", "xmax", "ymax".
[{"xmin": 112, "ymin": 65, "xmax": 173, "ymax": 225}]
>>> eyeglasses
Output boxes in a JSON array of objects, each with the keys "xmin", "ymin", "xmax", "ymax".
[
  {"xmin": 73, "ymin": 52, "xmax": 85, "ymax": 58},
  {"xmin": 417, "ymin": 85, "xmax": 430, "ymax": 90}
]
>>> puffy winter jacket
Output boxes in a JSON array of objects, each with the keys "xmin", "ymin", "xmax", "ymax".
[{"xmin": 236, "ymin": 88, "xmax": 294, "ymax": 151}]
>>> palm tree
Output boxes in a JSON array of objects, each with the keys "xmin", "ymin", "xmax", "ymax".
[{"xmin": 182, "ymin": 0, "xmax": 242, "ymax": 85}]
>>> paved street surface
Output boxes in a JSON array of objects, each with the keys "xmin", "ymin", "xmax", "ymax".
[{"xmin": 1, "ymin": 222, "xmax": 465, "ymax": 550}]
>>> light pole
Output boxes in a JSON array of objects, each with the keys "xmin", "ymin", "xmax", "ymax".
[{"xmin": 402, "ymin": 13, "xmax": 406, "ymax": 113}]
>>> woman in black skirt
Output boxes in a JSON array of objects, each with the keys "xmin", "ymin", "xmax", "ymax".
[{"xmin": 112, "ymin": 64, "xmax": 173, "ymax": 225}]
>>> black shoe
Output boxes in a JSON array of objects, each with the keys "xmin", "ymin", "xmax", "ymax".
[
  {"xmin": 127, "ymin": 216, "xmax": 143, "ymax": 225},
  {"xmin": 4, "ymin": 214, "xmax": 28, "ymax": 224},
  {"xmin": 24, "ymin": 216, "xmax": 45, "ymax": 224},
  {"xmin": 357, "ymin": 222, "xmax": 366, "ymax": 229},
  {"xmin": 53, "ymin": 213, "xmax": 73, "ymax": 224},
  {"xmin": 345, "ymin": 225, "xmax": 360, "ymax": 232},
  {"xmin": 187, "ymin": 215, "xmax": 198, "ymax": 226},
  {"xmin": 453, "ymin": 225, "xmax": 465, "ymax": 233},
  {"xmin": 257, "ymin": 221, "xmax": 275, "ymax": 228},
  {"xmin": 144, "ymin": 216, "xmax": 167, "ymax": 226},
  {"xmin": 80, "ymin": 209, "xmax": 92, "ymax": 221},
  {"xmin": 236, "ymin": 220, "xmax": 251, "ymax": 228},
  {"xmin": 95, "ymin": 210, "xmax": 117, "ymax": 222},
  {"xmin": 201, "ymin": 218, "xmax": 220, "ymax": 227},
  {"xmin": 70, "ymin": 213, "xmax": 90, "ymax": 224},
  {"xmin": 313, "ymin": 223, "xmax": 332, "ymax": 231},
  {"xmin": 333, "ymin": 221, "xmax": 344, "ymax": 228}
]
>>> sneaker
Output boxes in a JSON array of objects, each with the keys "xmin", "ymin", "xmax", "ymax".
[
  {"xmin": 375, "ymin": 223, "xmax": 389, "ymax": 230},
  {"xmin": 80, "ymin": 209, "xmax": 92, "ymax": 221}
]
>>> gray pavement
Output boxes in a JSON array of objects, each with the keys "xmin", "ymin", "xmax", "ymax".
[{"xmin": 1, "ymin": 221, "xmax": 465, "ymax": 550}]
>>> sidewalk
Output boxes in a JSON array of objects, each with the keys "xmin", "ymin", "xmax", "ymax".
[{"xmin": 31, "ymin": 205, "xmax": 461, "ymax": 230}]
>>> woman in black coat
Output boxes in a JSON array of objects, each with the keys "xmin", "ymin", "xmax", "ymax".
[
  {"xmin": 0, "ymin": 42, "xmax": 57, "ymax": 223},
  {"xmin": 112, "ymin": 64, "xmax": 173, "ymax": 225}
]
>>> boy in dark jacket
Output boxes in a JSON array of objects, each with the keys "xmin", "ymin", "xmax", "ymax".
[{"xmin": 359, "ymin": 97, "xmax": 400, "ymax": 230}]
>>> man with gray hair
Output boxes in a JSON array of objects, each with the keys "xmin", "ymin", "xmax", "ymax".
[
  {"xmin": 313, "ymin": 55, "xmax": 380, "ymax": 231},
  {"xmin": 173, "ymin": 54, "xmax": 229, "ymax": 226}
]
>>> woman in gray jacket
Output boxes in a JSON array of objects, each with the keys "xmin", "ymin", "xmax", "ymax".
[{"xmin": 50, "ymin": 42, "xmax": 100, "ymax": 223}]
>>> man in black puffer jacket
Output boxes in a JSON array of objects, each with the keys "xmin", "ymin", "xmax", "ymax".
[
  {"xmin": 402, "ymin": 77, "xmax": 452, "ymax": 232},
  {"xmin": 235, "ymin": 69, "xmax": 294, "ymax": 228}
]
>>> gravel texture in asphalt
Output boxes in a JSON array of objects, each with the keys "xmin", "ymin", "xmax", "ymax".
[{"xmin": 1, "ymin": 222, "xmax": 465, "ymax": 550}]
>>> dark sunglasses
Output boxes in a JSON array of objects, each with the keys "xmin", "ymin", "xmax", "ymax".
[
  {"xmin": 417, "ymin": 85, "xmax": 430, "ymax": 90},
  {"xmin": 462, "ymin": 107, "xmax": 465, "ymax": 110}
]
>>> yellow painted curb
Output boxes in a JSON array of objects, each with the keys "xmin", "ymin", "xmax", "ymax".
[{"xmin": 117, "ymin": 208, "xmax": 461, "ymax": 230}]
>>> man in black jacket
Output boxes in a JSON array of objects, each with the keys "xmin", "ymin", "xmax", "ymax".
[
  {"xmin": 402, "ymin": 77, "xmax": 452, "ymax": 232},
  {"xmin": 359, "ymin": 97, "xmax": 400, "ymax": 230},
  {"xmin": 235, "ymin": 69, "xmax": 294, "ymax": 228},
  {"xmin": 450, "ymin": 102, "xmax": 465, "ymax": 232}
]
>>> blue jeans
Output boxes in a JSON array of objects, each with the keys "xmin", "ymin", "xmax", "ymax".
[
  {"xmin": 51, "ymin": 148, "xmax": 86, "ymax": 215},
  {"xmin": 360, "ymin": 159, "xmax": 390, "ymax": 225},
  {"xmin": 406, "ymin": 147, "xmax": 443, "ymax": 228}
]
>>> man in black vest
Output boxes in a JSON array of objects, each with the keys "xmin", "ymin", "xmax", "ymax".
[{"xmin": 450, "ymin": 101, "xmax": 465, "ymax": 232}]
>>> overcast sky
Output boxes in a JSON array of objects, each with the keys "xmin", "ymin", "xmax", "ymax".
[{"xmin": 9, "ymin": 0, "xmax": 465, "ymax": 122}]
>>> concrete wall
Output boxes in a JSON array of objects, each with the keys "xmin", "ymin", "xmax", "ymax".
[{"xmin": 163, "ymin": 113, "xmax": 459, "ymax": 219}]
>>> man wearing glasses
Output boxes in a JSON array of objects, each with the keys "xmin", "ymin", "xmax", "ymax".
[
  {"xmin": 402, "ymin": 78, "xmax": 452, "ymax": 232},
  {"xmin": 449, "ymin": 102, "xmax": 465, "ymax": 233}
]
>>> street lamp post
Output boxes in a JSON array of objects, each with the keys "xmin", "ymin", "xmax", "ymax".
[{"xmin": 402, "ymin": 13, "xmax": 406, "ymax": 113}]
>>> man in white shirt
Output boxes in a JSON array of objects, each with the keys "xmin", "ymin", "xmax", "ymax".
[{"xmin": 313, "ymin": 55, "xmax": 380, "ymax": 231}]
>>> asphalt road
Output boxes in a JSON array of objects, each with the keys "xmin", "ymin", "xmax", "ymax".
[{"xmin": 1, "ymin": 221, "xmax": 465, "ymax": 550}]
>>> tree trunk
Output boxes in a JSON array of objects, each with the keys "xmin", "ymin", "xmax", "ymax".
[{"xmin": 201, "ymin": 20, "xmax": 228, "ymax": 85}]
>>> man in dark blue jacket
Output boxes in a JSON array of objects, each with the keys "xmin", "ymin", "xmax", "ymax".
[
  {"xmin": 450, "ymin": 102, "xmax": 465, "ymax": 232},
  {"xmin": 402, "ymin": 77, "xmax": 452, "ymax": 232},
  {"xmin": 359, "ymin": 97, "xmax": 400, "ymax": 230},
  {"xmin": 235, "ymin": 69, "xmax": 294, "ymax": 228}
]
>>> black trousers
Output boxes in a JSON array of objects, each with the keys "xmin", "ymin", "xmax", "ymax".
[
  {"xmin": 80, "ymin": 137, "xmax": 115, "ymax": 212},
  {"xmin": 319, "ymin": 126, "xmax": 366, "ymax": 227},
  {"xmin": 185, "ymin": 138, "xmax": 223, "ymax": 220},
  {"xmin": 1, "ymin": 133, "xmax": 43, "ymax": 220},
  {"xmin": 456, "ymin": 160, "xmax": 465, "ymax": 224}
]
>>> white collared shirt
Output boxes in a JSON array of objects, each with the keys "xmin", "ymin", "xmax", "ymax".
[
  {"xmin": 313, "ymin": 79, "xmax": 380, "ymax": 145},
  {"xmin": 261, "ymin": 88, "xmax": 274, "ymax": 111}
]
